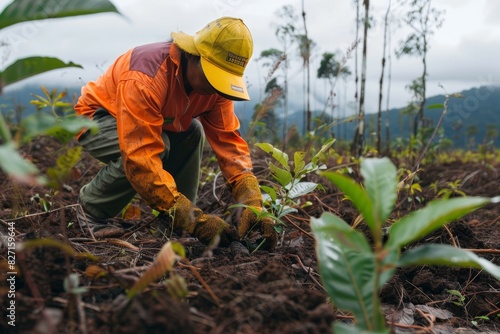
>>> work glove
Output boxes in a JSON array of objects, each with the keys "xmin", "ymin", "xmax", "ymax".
[
  {"xmin": 169, "ymin": 194, "xmax": 237, "ymax": 247},
  {"xmin": 232, "ymin": 176, "xmax": 278, "ymax": 250}
]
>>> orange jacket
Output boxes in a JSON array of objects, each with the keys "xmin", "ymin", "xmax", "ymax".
[{"xmin": 75, "ymin": 42, "xmax": 254, "ymax": 212}]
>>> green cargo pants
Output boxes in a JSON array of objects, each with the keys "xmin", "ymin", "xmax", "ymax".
[{"xmin": 78, "ymin": 108, "xmax": 205, "ymax": 219}]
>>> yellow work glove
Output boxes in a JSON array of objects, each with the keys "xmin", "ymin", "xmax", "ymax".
[
  {"xmin": 169, "ymin": 194, "xmax": 237, "ymax": 246},
  {"xmin": 232, "ymin": 176, "xmax": 278, "ymax": 250}
]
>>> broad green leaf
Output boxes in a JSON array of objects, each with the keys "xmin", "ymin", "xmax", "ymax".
[
  {"xmin": 386, "ymin": 197, "xmax": 492, "ymax": 249},
  {"xmin": 360, "ymin": 158, "xmax": 397, "ymax": 230},
  {"xmin": 288, "ymin": 181, "xmax": 318, "ymax": 199},
  {"xmin": 293, "ymin": 151, "xmax": 306, "ymax": 175},
  {"xmin": 312, "ymin": 138, "xmax": 335, "ymax": 166},
  {"xmin": 399, "ymin": 244, "xmax": 500, "ymax": 280},
  {"xmin": 256, "ymin": 142, "xmax": 290, "ymax": 170},
  {"xmin": 260, "ymin": 185, "xmax": 277, "ymax": 202},
  {"xmin": 0, "ymin": 0, "xmax": 120, "ymax": 30},
  {"xmin": 1, "ymin": 57, "xmax": 82, "ymax": 89},
  {"xmin": 0, "ymin": 142, "xmax": 45, "ymax": 185},
  {"xmin": 269, "ymin": 162, "xmax": 292, "ymax": 187},
  {"xmin": 21, "ymin": 113, "xmax": 96, "ymax": 143},
  {"xmin": 311, "ymin": 213, "xmax": 386, "ymax": 331},
  {"xmin": 321, "ymin": 171, "xmax": 376, "ymax": 233}
]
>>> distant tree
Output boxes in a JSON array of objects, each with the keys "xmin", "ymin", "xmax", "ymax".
[
  {"xmin": 451, "ymin": 119, "xmax": 463, "ymax": 144},
  {"xmin": 485, "ymin": 124, "xmax": 498, "ymax": 144},
  {"xmin": 465, "ymin": 124, "xmax": 478, "ymax": 149},
  {"xmin": 317, "ymin": 52, "xmax": 352, "ymax": 84},
  {"xmin": 296, "ymin": 33, "xmax": 315, "ymax": 134},
  {"xmin": 396, "ymin": 0, "xmax": 445, "ymax": 136},
  {"xmin": 250, "ymin": 50, "xmax": 285, "ymax": 143},
  {"xmin": 317, "ymin": 52, "xmax": 351, "ymax": 138},
  {"xmin": 403, "ymin": 77, "xmax": 424, "ymax": 158},
  {"xmin": 273, "ymin": 5, "xmax": 299, "ymax": 147}
]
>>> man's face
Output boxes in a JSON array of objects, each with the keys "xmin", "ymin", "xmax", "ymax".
[{"xmin": 186, "ymin": 56, "xmax": 218, "ymax": 95}]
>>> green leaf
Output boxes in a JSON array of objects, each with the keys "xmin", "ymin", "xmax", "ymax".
[
  {"xmin": 293, "ymin": 151, "xmax": 306, "ymax": 175},
  {"xmin": 312, "ymin": 138, "xmax": 335, "ymax": 166},
  {"xmin": 288, "ymin": 181, "xmax": 318, "ymax": 199},
  {"xmin": 386, "ymin": 197, "xmax": 492, "ymax": 249},
  {"xmin": 269, "ymin": 162, "xmax": 293, "ymax": 187},
  {"xmin": 311, "ymin": 212, "xmax": 386, "ymax": 331},
  {"xmin": 321, "ymin": 171, "xmax": 376, "ymax": 233},
  {"xmin": 278, "ymin": 206, "xmax": 298, "ymax": 218},
  {"xmin": 256, "ymin": 142, "xmax": 290, "ymax": 170},
  {"xmin": 0, "ymin": 142, "xmax": 45, "ymax": 185},
  {"xmin": 0, "ymin": 110, "xmax": 12, "ymax": 142},
  {"xmin": 1, "ymin": 57, "xmax": 82, "ymax": 88},
  {"xmin": 21, "ymin": 113, "xmax": 96, "ymax": 143},
  {"xmin": 260, "ymin": 185, "xmax": 277, "ymax": 202},
  {"xmin": 0, "ymin": 0, "xmax": 120, "ymax": 30},
  {"xmin": 46, "ymin": 146, "xmax": 82, "ymax": 189},
  {"xmin": 399, "ymin": 244, "xmax": 500, "ymax": 280},
  {"xmin": 360, "ymin": 158, "xmax": 398, "ymax": 230}
]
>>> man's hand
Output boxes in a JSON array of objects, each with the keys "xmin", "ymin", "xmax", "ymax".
[
  {"xmin": 170, "ymin": 194, "xmax": 237, "ymax": 246},
  {"xmin": 233, "ymin": 176, "xmax": 278, "ymax": 250}
]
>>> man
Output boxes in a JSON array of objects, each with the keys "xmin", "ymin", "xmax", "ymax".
[{"xmin": 75, "ymin": 17, "xmax": 277, "ymax": 250}]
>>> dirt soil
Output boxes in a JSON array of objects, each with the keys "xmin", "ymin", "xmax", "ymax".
[{"xmin": 0, "ymin": 136, "xmax": 499, "ymax": 334}]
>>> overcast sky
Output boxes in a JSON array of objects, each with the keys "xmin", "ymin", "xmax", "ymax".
[{"xmin": 1, "ymin": 0, "xmax": 499, "ymax": 117}]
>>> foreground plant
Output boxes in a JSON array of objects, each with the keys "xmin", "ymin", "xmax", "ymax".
[{"xmin": 311, "ymin": 157, "xmax": 500, "ymax": 333}]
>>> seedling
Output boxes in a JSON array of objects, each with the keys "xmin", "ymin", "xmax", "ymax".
[
  {"xmin": 30, "ymin": 192, "xmax": 54, "ymax": 212},
  {"xmin": 311, "ymin": 157, "xmax": 500, "ymax": 333},
  {"xmin": 446, "ymin": 289, "xmax": 465, "ymax": 307},
  {"xmin": 230, "ymin": 139, "xmax": 334, "ymax": 249},
  {"xmin": 255, "ymin": 138, "xmax": 334, "ymax": 222}
]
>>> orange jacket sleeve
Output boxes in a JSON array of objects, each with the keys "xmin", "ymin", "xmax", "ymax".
[
  {"xmin": 199, "ymin": 97, "xmax": 255, "ymax": 188},
  {"xmin": 116, "ymin": 79, "xmax": 180, "ymax": 211}
]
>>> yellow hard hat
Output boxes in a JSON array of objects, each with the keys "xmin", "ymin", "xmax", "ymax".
[{"xmin": 171, "ymin": 17, "xmax": 253, "ymax": 101}]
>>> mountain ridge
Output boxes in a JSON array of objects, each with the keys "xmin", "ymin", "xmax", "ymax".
[{"xmin": 1, "ymin": 84, "xmax": 499, "ymax": 148}]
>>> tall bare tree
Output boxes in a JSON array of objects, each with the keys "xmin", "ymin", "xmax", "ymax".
[
  {"xmin": 376, "ymin": 0, "xmax": 392, "ymax": 154},
  {"xmin": 352, "ymin": 0, "xmax": 361, "ymax": 121},
  {"xmin": 300, "ymin": 0, "xmax": 312, "ymax": 134},
  {"xmin": 385, "ymin": 24, "xmax": 393, "ymax": 154},
  {"xmin": 317, "ymin": 52, "xmax": 351, "ymax": 138},
  {"xmin": 351, "ymin": 0, "xmax": 370, "ymax": 157},
  {"xmin": 396, "ymin": 0, "xmax": 444, "ymax": 136}
]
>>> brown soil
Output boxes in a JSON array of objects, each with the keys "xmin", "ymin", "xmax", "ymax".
[{"xmin": 0, "ymin": 136, "xmax": 499, "ymax": 334}]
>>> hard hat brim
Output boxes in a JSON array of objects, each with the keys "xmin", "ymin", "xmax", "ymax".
[{"xmin": 201, "ymin": 57, "xmax": 250, "ymax": 101}]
